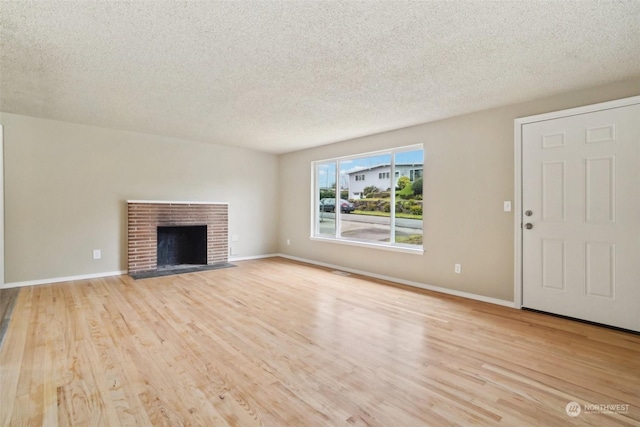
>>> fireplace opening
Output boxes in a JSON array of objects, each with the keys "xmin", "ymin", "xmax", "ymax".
[{"xmin": 157, "ymin": 225, "xmax": 207, "ymax": 268}]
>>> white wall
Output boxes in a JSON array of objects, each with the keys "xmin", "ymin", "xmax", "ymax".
[
  {"xmin": 0, "ymin": 113, "xmax": 279, "ymax": 284},
  {"xmin": 278, "ymin": 78, "xmax": 640, "ymax": 302},
  {"xmin": 0, "ymin": 125, "xmax": 4, "ymax": 286}
]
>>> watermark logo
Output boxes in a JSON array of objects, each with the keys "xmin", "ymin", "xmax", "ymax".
[
  {"xmin": 566, "ymin": 402, "xmax": 581, "ymax": 417},
  {"xmin": 583, "ymin": 403, "xmax": 630, "ymax": 415},
  {"xmin": 565, "ymin": 401, "xmax": 630, "ymax": 417}
]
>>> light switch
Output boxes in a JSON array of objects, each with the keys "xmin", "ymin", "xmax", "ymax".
[{"xmin": 504, "ymin": 201, "xmax": 512, "ymax": 212}]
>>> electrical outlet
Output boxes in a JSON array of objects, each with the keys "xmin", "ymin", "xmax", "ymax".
[
  {"xmin": 93, "ymin": 249, "xmax": 101, "ymax": 260},
  {"xmin": 286, "ymin": 239, "xmax": 291, "ymax": 246},
  {"xmin": 454, "ymin": 264, "xmax": 461, "ymax": 274}
]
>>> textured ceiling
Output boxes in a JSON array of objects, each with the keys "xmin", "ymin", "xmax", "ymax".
[{"xmin": 1, "ymin": 1, "xmax": 639, "ymax": 154}]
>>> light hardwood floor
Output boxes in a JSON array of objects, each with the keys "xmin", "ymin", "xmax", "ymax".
[{"xmin": 1, "ymin": 258, "xmax": 638, "ymax": 426}]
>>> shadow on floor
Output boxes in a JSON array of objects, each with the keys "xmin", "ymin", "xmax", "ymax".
[{"xmin": 0, "ymin": 287, "xmax": 19, "ymax": 348}]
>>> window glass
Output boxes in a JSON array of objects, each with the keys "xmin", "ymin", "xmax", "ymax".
[
  {"xmin": 394, "ymin": 149, "xmax": 424, "ymax": 246},
  {"xmin": 312, "ymin": 145, "xmax": 423, "ymax": 251},
  {"xmin": 316, "ymin": 162, "xmax": 336, "ymax": 237},
  {"xmin": 339, "ymin": 154, "xmax": 391, "ymax": 242}
]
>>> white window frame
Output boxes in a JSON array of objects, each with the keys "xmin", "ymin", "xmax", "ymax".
[{"xmin": 310, "ymin": 144, "xmax": 424, "ymax": 254}]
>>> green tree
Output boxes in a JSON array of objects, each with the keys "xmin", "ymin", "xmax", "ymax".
[
  {"xmin": 397, "ymin": 176, "xmax": 410, "ymax": 190},
  {"xmin": 398, "ymin": 183, "xmax": 414, "ymax": 199},
  {"xmin": 319, "ymin": 189, "xmax": 335, "ymax": 199},
  {"xmin": 411, "ymin": 177, "xmax": 423, "ymax": 196}
]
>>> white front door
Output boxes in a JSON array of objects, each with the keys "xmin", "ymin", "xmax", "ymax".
[{"xmin": 521, "ymin": 102, "xmax": 640, "ymax": 332}]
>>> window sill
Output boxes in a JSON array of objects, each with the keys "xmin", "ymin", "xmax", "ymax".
[{"xmin": 309, "ymin": 236, "xmax": 424, "ymax": 255}]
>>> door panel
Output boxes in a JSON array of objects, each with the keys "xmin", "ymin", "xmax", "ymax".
[
  {"xmin": 585, "ymin": 156, "xmax": 615, "ymax": 222},
  {"xmin": 541, "ymin": 161, "xmax": 566, "ymax": 221},
  {"xmin": 522, "ymin": 104, "xmax": 640, "ymax": 332},
  {"xmin": 541, "ymin": 239, "xmax": 565, "ymax": 290}
]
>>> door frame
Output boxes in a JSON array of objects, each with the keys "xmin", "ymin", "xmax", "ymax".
[{"xmin": 513, "ymin": 95, "xmax": 640, "ymax": 309}]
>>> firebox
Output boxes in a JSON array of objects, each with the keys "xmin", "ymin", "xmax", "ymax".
[{"xmin": 157, "ymin": 225, "xmax": 207, "ymax": 268}]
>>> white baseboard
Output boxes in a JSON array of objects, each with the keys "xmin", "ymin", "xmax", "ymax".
[
  {"xmin": 0, "ymin": 255, "xmax": 277, "ymax": 288},
  {"xmin": 1, "ymin": 255, "xmax": 516, "ymax": 309},
  {"xmin": 2, "ymin": 270, "xmax": 128, "ymax": 289},
  {"xmin": 229, "ymin": 253, "xmax": 279, "ymax": 262},
  {"xmin": 276, "ymin": 253, "xmax": 516, "ymax": 308},
  {"xmin": 0, "ymin": 255, "xmax": 279, "ymax": 289}
]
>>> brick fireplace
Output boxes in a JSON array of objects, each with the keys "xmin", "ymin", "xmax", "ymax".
[{"xmin": 127, "ymin": 201, "xmax": 228, "ymax": 274}]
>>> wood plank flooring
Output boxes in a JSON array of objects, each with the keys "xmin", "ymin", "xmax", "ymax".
[
  {"xmin": 1, "ymin": 257, "xmax": 638, "ymax": 426},
  {"xmin": 0, "ymin": 288, "xmax": 19, "ymax": 348}
]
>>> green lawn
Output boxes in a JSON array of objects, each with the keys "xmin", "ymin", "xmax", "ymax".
[
  {"xmin": 353, "ymin": 210, "xmax": 423, "ymax": 220},
  {"xmin": 395, "ymin": 235, "xmax": 423, "ymax": 245}
]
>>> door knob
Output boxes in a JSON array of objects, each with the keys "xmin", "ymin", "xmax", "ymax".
[
  {"xmin": 525, "ymin": 210, "xmax": 533, "ymax": 216},
  {"xmin": 525, "ymin": 223, "xmax": 533, "ymax": 230}
]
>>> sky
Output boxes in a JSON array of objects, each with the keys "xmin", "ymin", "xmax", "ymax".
[
  {"xmin": 340, "ymin": 150, "xmax": 422, "ymax": 174},
  {"xmin": 318, "ymin": 148, "xmax": 423, "ymax": 188}
]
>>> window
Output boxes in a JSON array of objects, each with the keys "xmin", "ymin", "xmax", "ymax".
[
  {"xmin": 312, "ymin": 145, "xmax": 424, "ymax": 253},
  {"xmin": 410, "ymin": 169, "xmax": 422, "ymax": 181}
]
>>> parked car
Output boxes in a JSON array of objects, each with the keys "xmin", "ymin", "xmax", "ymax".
[{"xmin": 320, "ymin": 198, "xmax": 355, "ymax": 213}]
